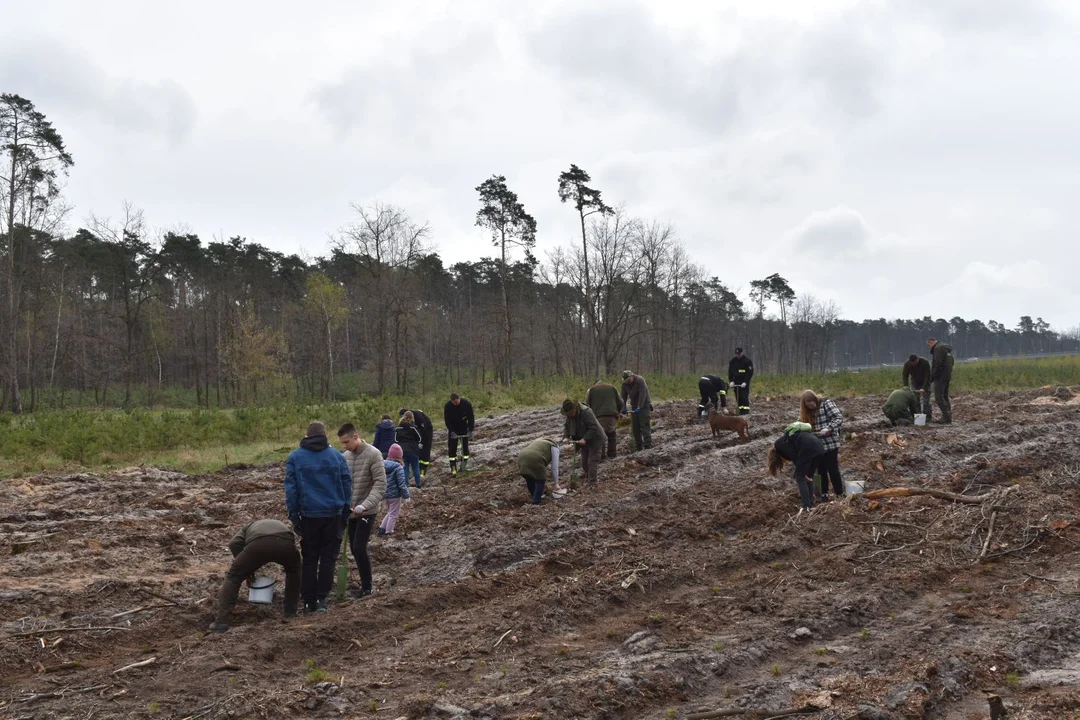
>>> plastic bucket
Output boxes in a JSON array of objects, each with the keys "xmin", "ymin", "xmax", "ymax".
[
  {"xmin": 914, "ymin": 414, "xmax": 927, "ymax": 426},
  {"xmin": 248, "ymin": 576, "xmax": 276, "ymax": 604},
  {"xmin": 844, "ymin": 479, "xmax": 865, "ymax": 495}
]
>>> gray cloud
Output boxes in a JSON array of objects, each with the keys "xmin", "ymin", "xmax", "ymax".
[
  {"xmin": 0, "ymin": 34, "xmax": 196, "ymax": 143},
  {"xmin": 787, "ymin": 205, "xmax": 874, "ymax": 256}
]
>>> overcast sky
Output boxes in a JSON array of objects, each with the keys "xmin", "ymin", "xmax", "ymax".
[{"xmin": 3, "ymin": 0, "xmax": 1078, "ymax": 330}]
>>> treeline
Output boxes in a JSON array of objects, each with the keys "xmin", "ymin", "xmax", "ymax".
[{"xmin": 3, "ymin": 94, "xmax": 1077, "ymax": 412}]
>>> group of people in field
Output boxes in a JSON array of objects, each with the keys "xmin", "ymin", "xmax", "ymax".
[{"xmin": 208, "ymin": 342, "xmax": 954, "ymax": 630}]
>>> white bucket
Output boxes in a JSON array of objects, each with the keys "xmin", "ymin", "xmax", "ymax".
[
  {"xmin": 914, "ymin": 414, "xmax": 927, "ymax": 426},
  {"xmin": 248, "ymin": 576, "xmax": 275, "ymax": 604},
  {"xmin": 845, "ymin": 479, "xmax": 865, "ymax": 495}
]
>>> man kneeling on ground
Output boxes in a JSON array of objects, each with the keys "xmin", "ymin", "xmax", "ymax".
[{"xmin": 209, "ymin": 518, "xmax": 300, "ymax": 633}]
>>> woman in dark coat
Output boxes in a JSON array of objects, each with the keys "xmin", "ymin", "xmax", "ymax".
[{"xmin": 767, "ymin": 423, "xmax": 826, "ymax": 510}]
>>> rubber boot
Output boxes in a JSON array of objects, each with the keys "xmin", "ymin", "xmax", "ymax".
[{"xmin": 449, "ymin": 460, "xmax": 458, "ymax": 477}]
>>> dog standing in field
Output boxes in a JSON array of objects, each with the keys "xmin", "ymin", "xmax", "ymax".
[{"xmin": 708, "ymin": 408, "xmax": 750, "ymax": 443}]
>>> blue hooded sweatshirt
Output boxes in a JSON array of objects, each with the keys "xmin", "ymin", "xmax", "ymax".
[{"xmin": 373, "ymin": 419, "xmax": 396, "ymax": 458}]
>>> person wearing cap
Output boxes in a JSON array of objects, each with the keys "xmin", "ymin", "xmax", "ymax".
[
  {"xmin": 516, "ymin": 438, "xmax": 562, "ymax": 505},
  {"xmin": 398, "ymin": 407, "xmax": 434, "ymax": 476},
  {"xmin": 585, "ymin": 379, "xmax": 621, "ymax": 458},
  {"xmin": 728, "ymin": 348, "xmax": 754, "ymax": 415},
  {"xmin": 284, "ymin": 421, "xmax": 353, "ymax": 612},
  {"xmin": 443, "ymin": 393, "xmax": 476, "ymax": 475},
  {"xmin": 619, "ymin": 370, "xmax": 653, "ymax": 451},
  {"xmin": 697, "ymin": 374, "xmax": 728, "ymax": 418},
  {"xmin": 561, "ymin": 398, "xmax": 606, "ymax": 485},
  {"xmin": 379, "ymin": 444, "xmax": 412, "ymax": 536}
]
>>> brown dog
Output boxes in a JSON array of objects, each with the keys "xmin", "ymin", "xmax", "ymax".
[{"xmin": 708, "ymin": 408, "xmax": 749, "ymax": 443}]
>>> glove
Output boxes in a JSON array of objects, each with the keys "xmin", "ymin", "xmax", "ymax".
[
  {"xmin": 633, "ymin": 407, "xmax": 641, "ymax": 414},
  {"xmin": 785, "ymin": 422, "xmax": 813, "ymax": 436}
]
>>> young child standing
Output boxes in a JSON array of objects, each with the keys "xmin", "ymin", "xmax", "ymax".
[{"xmin": 379, "ymin": 444, "xmax": 412, "ymax": 536}]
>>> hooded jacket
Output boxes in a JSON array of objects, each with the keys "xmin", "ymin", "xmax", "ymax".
[
  {"xmin": 284, "ymin": 435, "xmax": 353, "ymax": 522},
  {"xmin": 382, "ymin": 460, "xmax": 411, "ymax": 500},
  {"xmin": 342, "ymin": 440, "xmax": 386, "ymax": 517},
  {"xmin": 373, "ymin": 419, "xmax": 396, "ymax": 458},
  {"xmin": 774, "ymin": 430, "xmax": 825, "ymax": 483}
]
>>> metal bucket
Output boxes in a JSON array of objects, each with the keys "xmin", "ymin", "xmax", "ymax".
[{"xmin": 248, "ymin": 576, "xmax": 275, "ymax": 604}]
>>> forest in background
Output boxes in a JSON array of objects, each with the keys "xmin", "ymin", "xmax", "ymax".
[{"xmin": 4, "ymin": 93, "xmax": 1078, "ymax": 413}]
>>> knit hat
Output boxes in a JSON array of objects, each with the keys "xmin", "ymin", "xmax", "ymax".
[
  {"xmin": 387, "ymin": 443, "xmax": 404, "ymax": 460},
  {"xmin": 560, "ymin": 398, "xmax": 578, "ymax": 415},
  {"xmin": 621, "ymin": 370, "xmax": 632, "ymax": 379}
]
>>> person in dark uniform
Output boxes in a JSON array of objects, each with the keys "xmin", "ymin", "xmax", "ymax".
[
  {"xmin": 927, "ymin": 338, "xmax": 955, "ymax": 424},
  {"xmin": 901, "ymin": 354, "xmax": 933, "ymax": 421},
  {"xmin": 697, "ymin": 374, "xmax": 728, "ymax": 418},
  {"xmin": 728, "ymin": 348, "xmax": 754, "ymax": 415},
  {"xmin": 443, "ymin": 393, "xmax": 475, "ymax": 475}
]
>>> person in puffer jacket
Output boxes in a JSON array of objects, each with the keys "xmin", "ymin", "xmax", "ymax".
[
  {"xmin": 373, "ymin": 415, "xmax": 396, "ymax": 458},
  {"xmin": 284, "ymin": 421, "xmax": 353, "ymax": 612},
  {"xmin": 336, "ymin": 423, "xmax": 385, "ymax": 600},
  {"xmin": 767, "ymin": 422, "xmax": 825, "ymax": 511},
  {"xmin": 378, "ymin": 444, "xmax": 412, "ymax": 536}
]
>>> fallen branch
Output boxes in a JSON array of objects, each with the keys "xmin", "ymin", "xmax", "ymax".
[
  {"xmin": 979, "ymin": 511, "xmax": 998, "ymax": 559},
  {"xmin": 862, "ymin": 487, "xmax": 988, "ymax": 504},
  {"xmin": 135, "ymin": 587, "xmax": 183, "ymax": 606},
  {"xmin": 113, "ymin": 656, "xmax": 157, "ymax": 674},
  {"xmin": 15, "ymin": 684, "xmax": 110, "ymax": 704},
  {"xmin": 494, "ymin": 628, "xmax": 514, "ymax": 647},
  {"xmin": 686, "ymin": 705, "xmax": 821, "ymax": 720},
  {"xmin": 12, "ymin": 626, "xmax": 131, "ymax": 638},
  {"xmin": 111, "ymin": 603, "xmax": 171, "ymax": 619}
]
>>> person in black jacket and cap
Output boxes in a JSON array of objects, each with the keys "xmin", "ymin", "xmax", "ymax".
[
  {"xmin": 728, "ymin": 348, "xmax": 754, "ymax": 415},
  {"xmin": 697, "ymin": 374, "xmax": 728, "ymax": 418},
  {"xmin": 767, "ymin": 422, "xmax": 825, "ymax": 511},
  {"xmin": 399, "ymin": 408, "xmax": 434, "ymax": 476},
  {"xmin": 443, "ymin": 393, "xmax": 475, "ymax": 476}
]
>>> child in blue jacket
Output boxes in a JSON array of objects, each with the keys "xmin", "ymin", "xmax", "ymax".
[{"xmin": 378, "ymin": 444, "xmax": 412, "ymax": 536}]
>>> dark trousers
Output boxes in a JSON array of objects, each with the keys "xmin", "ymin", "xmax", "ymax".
[
  {"xmin": 579, "ymin": 444, "xmax": 602, "ymax": 483},
  {"xmin": 522, "ymin": 475, "xmax": 545, "ymax": 504},
  {"xmin": 598, "ymin": 415, "xmax": 617, "ymax": 458},
  {"xmin": 734, "ymin": 382, "xmax": 751, "ymax": 414},
  {"xmin": 215, "ymin": 535, "xmax": 300, "ymax": 623},
  {"xmin": 299, "ymin": 516, "xmax": 344, "ymax": 603},
  {"xmin": 631, "ymin": 408, "xmax": 652, "ymax": 450},
  {"xmin": 698, "ymin": 381, "xmax": 721, "ymax": 416},
  {"xmin": 816, "ymin": 449, "xmax": 843, "ymax": 497},
  {"xmin": 448, "ymin": 435, "xmax": 470, "ymax": 466},
  {"xmin": 934, "ymin": 374, "xmax": 952, "ymax": 420},
  {"xmin": 794, "ymin": 472, "xmax": 815, "ymax": 510},
  {"xmin": 419, "ymin": 443, "xmax": 431, "ymax": 475},
  {"xmin": 348, "ymin": 515, "xmax": 376, "ymax": 593}
]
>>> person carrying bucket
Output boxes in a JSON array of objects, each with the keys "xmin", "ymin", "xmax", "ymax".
[{"xmin": 209, "ymin": 518, "xmax": 301, "ymax": 633}]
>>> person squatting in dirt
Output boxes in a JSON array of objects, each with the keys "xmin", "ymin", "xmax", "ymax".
[
  {"xmin": 516, "ymin": 438, "xmax": 561, "ymax": 504},
  {"xmin": 444, "ymin": 393, "xmax": 475, "ymax": 475},
  {"xmin": 337, "ymin": 423, "xmax": 386, "ymax": 600},
  {"xmin": 399, "ymin": 407, "xmax": 434, "ymax": 477},
  {"xmin": 585, "ymin": 379, "xmax": 621, "ymax": 459},
  {"xmin": 620, "ymin": 370, "xmax": 653, "ymax": 451},
  {"xmin": 561, "ymin": 398, "xmax": 607, "ymax": 485},
  {"xmin": 728, "ymin": 347, "xmax": 754, "ymax": 415},
  {"xmin": 697, "ymin": 374, "xmax": 728, "ymax": 418},
  {"xmin": 768, "ymin": 422, "xmax": 826, "ymax": 510},
  {"xmin": 209, "ymin": 518, "xmax": 301, "ymax": 633},
  {"xmin": 801, "ymin": 390, "xmax": 845, "ymax": 502},
  {"xmin": 927, "ymin": 337, "xmax": 955, "ymax": 424},
  {"xmin": 902, "ymin": 353, "xmax": 933, "ymax": 421},
  {"xmin": 395, "ymin": 411, "xmax": 424, "ymax": 488},
  {"xmin": 373, "ymin": 414, "xmax": 396, "ymax": 458},
  {"xmin": 285, "ymin": 421, "xmax": 353, "ymax": 613},
  {"xmin": 883, "ymin": 386, "xmax": 920, "ymax": 426},
  {"xmin": 379, "ymin": 443, "xmax": 411, "ymax": 537}
]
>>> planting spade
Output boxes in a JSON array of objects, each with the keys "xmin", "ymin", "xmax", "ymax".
[
  {"xmin": 570, "ymin": 443, "xmax": 578, "ymax": 490},
  {"xmin": 335, "ymin": 525, "xmax": 350, "ymax": 602}
]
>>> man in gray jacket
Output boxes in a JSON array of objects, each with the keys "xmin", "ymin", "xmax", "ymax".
[
  {"xmin": 337, "ymin": 423, "xmax": 386, "ymax": 598},
  {"xmin": 209, "ymin": 518, "xmax": 301, "ymax": 633}
]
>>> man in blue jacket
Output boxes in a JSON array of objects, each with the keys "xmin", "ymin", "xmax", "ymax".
[{"xmin": 284, "ymin": 421, "xmax": 353, "ymax": 613}]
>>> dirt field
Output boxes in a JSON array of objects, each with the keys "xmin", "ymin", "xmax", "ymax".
[{"xmin": 3, "ymin": 387, "xmax": 1080, "ymax": 720}]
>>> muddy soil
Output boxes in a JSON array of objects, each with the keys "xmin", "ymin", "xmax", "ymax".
[{"xmin": 3, "ymin": 388, "xmax": 1080, "ymax": 720}]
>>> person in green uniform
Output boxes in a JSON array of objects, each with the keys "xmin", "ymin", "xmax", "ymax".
[
  {"xmin": 927, "ymin": 337, "xmax": 955, "ymax": 424},
  {"xmin": 882, "ymin": 387, "xmax": 920, "ymax": 426},
  {"xmin": 209, "ymin": 518, "xmax": 301, "ymax": 633},
  {"xmin": 585, "ymin": 379, "xmax": 622, "ymax": 459},
  {"xmin": 561, "ymin": 398, "xmax": 607, "ymax": 485},
  {"xmin": 516, "ymin": 438, "xmax": 561, "ymax": 504}
]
